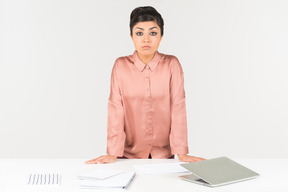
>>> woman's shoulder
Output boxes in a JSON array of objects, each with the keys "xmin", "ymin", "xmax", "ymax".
[
  {"xmin": 111, "ymin": 54, "xmax": 134, "ymax": 73},
  {"xmin": 114, "ymin": 54, "xmax": 134, "ymax": 64},
  {"xmin": 159, "ymin": 52, "xmax": 180, "ymax": 63},
  {"xmin": 159, "ymin": 53, "xmax": 184, "ymax": 74},
  {"xmin": 159, "ymin": 53, "xmax": 182, "ymax": 70}
]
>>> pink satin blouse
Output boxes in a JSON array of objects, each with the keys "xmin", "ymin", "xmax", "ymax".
[{"xmin": 106, "ymin": 51, "xmax": 189, "ymax": 159}]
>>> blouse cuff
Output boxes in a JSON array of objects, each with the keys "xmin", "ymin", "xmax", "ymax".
[
  {"xmin": 171, "ymin": 146, "xmax": 189, "ymax": 155},
  {"xmin": 107, "ymin": 147, "xmax": 124, "ymax": 157}
]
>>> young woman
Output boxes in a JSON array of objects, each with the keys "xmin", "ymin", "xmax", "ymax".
[{"xmin": 86, "ymin": 6, "xmax": 205, "ymax": 164}]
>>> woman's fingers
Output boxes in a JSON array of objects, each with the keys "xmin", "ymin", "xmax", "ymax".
[
  {"xmin": 85, "ymin": 156, "xmax": 104, "ymax": 164},
  {"xmin": 85, "ymin": 155, "xmax": 117, "ymax": 164},
  {"xmin": 178, "ymin": 154, "xmax": 206, "ymax": 162}
]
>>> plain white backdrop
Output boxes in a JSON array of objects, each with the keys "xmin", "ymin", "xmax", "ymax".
[{"xmin": 0, "ymin": 0, "xmax": 287, "ymax": 158}]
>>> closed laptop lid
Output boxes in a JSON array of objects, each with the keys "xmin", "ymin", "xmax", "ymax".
[{"xmin": 180, "ymin": 157, "xmax": 260, "ymax": 186}]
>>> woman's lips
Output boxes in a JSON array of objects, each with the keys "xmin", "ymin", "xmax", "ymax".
[{"xmin": 142, "ymin": 46, "xmax": 151, "ymax": 50}]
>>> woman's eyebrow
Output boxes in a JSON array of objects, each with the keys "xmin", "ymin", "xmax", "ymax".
[
  {"xmin": 135, "ymin": 27, "xmax": 159, "ymax": 31},
  {"xmin": 135, "ymin": 27, "xmax": 144, "ymax": 30},
  {"xmin": 149, "ymin": 27, "xmax": 158, "ymax": 30}
]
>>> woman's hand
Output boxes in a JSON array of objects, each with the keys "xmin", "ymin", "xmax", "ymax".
[
  {"xmin": 85, "ymin": 155, "xmax": 117, "ymax": 164},
  {"xmin": 177, "ymin": 154, "xmax": 205, "ymax": 162}
]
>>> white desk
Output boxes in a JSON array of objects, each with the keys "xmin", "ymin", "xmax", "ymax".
[{"xmin": 0, "ymin": 158, "xmax": 287, "ymax": 192}]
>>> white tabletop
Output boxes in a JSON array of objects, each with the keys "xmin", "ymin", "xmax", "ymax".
[{"xmin": 0, "ymin": 158, "xmax": 287, "ymax": 192}]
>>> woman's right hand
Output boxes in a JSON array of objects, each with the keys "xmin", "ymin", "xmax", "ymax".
[{"xmin": 85, "ymin": 155, "xmax": 117, "ymax": 164}]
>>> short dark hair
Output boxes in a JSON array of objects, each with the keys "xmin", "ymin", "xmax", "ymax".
[{"xmin": 130, "ymin": 6, "xmax": 164, "ymax": 36}]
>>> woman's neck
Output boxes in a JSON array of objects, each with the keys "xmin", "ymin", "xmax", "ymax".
[{"xmin": 137, "ymin": 52, "xmax": 156, "ymax": 64}]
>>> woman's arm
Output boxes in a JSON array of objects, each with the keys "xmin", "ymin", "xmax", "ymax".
[
  {"xmin": 85, "ymin": 60, "xmax": 125, "ymax": 164},
  {"xmin": 169, "ymin": 57, "xmax": 205, "ymax": 162},
  {"xmin": 169, "ymin": 57, "xmax": 189, "ymax": 155},
  {"xmin": 106, "ymin": 60, "xmax": 126, "ymax": 157}
]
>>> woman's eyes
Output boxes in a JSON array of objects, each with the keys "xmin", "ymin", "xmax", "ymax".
[
  {"xmin": 150, "ymin": 32, "xmax": 157, "ymax": 36},
  {"xmin": 136, "ymin": 32, "xmax": 143, "ymax": 36},
  {"xmin": 135, "ymin": 32, "xmax": 158, "ymax": 36}
]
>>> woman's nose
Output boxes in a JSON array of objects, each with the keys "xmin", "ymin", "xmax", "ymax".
[{"xmin": 143, "ymin": 35, "xmax": 150, "ymax": 43}]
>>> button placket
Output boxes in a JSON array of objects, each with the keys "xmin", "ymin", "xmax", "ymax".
[{"xmin": 144, "ymin": 66, "xmax": 153, "ymax": 144}]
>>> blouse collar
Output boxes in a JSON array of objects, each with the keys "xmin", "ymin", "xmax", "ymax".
[{"xmin": 133, "ymin": 51, "xmax": 162, "ymax": 72}]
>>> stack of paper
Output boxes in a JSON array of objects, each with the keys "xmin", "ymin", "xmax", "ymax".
[
  {"xmin": 78, "ymin": 169, "xmax": 123, "ymax": 180},
  {"xmin": 78, "ymin": 168, "xmax": 135, "ymax": 189}
]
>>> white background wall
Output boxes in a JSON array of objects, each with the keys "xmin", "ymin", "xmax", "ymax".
[{"xmin": 0, "ymin": 0, "xmax": 287, "ymax": 159}]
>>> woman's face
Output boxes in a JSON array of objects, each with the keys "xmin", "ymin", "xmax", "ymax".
[{"xmin": 131, "ymin": 21, "xmax": 162, "ymax": 58}]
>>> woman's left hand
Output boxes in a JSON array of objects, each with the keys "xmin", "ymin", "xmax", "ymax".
[{"xmin": 177, "ymin": 154, "xmax": 205, "ymax": 162}]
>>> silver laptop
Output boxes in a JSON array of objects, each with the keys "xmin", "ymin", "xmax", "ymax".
[{"xmin": 180, "ymin": 156, "xmax": 259, "ymax": 187}]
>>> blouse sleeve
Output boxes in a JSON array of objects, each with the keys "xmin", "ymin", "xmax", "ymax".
[
  {"xmin": 106, "ymin": 60, "xmax": 126, "ymax": 157},
  {"xmin": 169, "ymin": 57, "xmax": 189, "ymax": 155}
]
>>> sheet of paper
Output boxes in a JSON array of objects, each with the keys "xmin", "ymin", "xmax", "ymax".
[
  {"xmin": 78, "ymin": 168, "xmax": 123, "ymax": 180},
  {"xmin": 79, "ymin": 172, "xmax": 135, "ymax": 189},
  {"xmin": 133, "ymin": 162, "xmax": 189, "ymax": 175}
]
